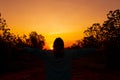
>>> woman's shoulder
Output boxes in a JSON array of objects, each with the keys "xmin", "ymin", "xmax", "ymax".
[{"xmin": 64, "ymin": 49, "xmax": 74, "ymax": 56}]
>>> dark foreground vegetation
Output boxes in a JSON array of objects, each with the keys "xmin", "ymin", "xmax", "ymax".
[{"xmin": 0, "ymin": 9, "xmax": 120, "ymax": 80}]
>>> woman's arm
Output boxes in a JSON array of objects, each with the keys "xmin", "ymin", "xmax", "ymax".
[
  {"xmin": 21, "ymin": 47, "xmax": 50, "ymax": 58},
  {"xmin": 68, "ymin": 48, "xmax": 96, "ymax": 58}
]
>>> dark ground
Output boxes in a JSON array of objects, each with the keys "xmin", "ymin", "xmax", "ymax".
[{"xmin": 0, "ymin": 52, "xmax": 120, "ymax": 80}]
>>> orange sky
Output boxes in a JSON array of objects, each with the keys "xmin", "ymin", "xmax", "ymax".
[{"xmin": 0, "ymin": 0, "xmax": 120, "ymax": 49}]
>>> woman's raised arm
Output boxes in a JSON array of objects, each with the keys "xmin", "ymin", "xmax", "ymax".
[
  {"xmin": 21, "ymin": 47, "xmax": 50, "ymax": 58},
  {"xmin": 66, "ymin": 48, "xmax": 96, "ymax": 58}
]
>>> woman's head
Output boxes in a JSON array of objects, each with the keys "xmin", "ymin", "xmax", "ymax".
[{"xmin": 53, "ymin": 37, "xmax": 64, "ymax": 57}]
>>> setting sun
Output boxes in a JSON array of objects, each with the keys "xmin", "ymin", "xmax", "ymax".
[
  {"xmin": 50, "ymin": 47, "xmax": 53, "ymax": 50},
  {"xmin": 48, "ymin": 43, "xmax": 53, "ymax": 50}
]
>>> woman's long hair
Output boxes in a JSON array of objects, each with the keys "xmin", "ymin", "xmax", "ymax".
[{"xmin": 53, "ymin": 37, "xmax": 64, "ymax": 58}]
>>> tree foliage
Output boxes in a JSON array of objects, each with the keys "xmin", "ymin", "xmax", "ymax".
[
  {"xmin": 82, "ymin": 9, "xmax": 120, "ymax": 49},
  {"xmin": 0, "ymin": 13, "xmax": 45, "ymax": 49},
  {"xmin": 102, "ymin": 9, "xmax": 120, "ymax": 48},
  {"xmin": 71, "ymin": 40, "xmax": 82, "ymax": 49},
  {"xmin": 83, "ymin": 23, "xmax": 102, "ymax": 48},
  {"xmin": 0, "ymin": 13, "xmax": 11, "ymax": 41},
  {"xmin": 29, "ymin": 31, "xmax": 45, "ymax": 49},
  {"xmin": 0, "ymin": 13, "xmax": 46, "ymax": 72}
]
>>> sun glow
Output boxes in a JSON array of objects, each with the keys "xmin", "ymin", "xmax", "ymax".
[
  {"xmin": 49, "ymin": 43, "xmax": 53, "ymax": 50},
  {"xmin": 50, "ymin": 46, "xmax": 53, "ymax": 50}
]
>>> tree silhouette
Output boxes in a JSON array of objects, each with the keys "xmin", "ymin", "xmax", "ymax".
[
  {"xmin": 29, "ymin": 31, "xmax": 45, "ymax": 49},
  {"xmin": 0, "ymin": 13, "xmax": 46, "ymax": 73},
  {"xmin": 83, "ymin": 23, "xmax": 102, "ymax": 48},
  {"xmin": 101, "ymin": 9, "xmax": 120, "ymax": 49},
  {"xmin": 82, "ymin": 9, "xmax": 120, "ymax": 49},
  {"xmin": 0, "ymin": 13, "xmax": 10, "ymax": 40},
  {"xmin": 71, "ymin": 40, "xmax": 82, "ymax": 49},
  {"xmin": 81, "ymin": 9, "xmax": 120, "ymax": 69}
]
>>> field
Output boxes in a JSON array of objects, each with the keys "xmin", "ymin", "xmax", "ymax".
[{"xmin": 0, "ymin": 52, "xmax": 120, "ymax": 80}]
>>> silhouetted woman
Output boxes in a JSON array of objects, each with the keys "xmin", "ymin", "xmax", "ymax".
[
  {"xmin": 53, "ymin": 37, "xmax": 64, "ymax": 58},
  {"xmin": 23, "ymin": 37, "xmax": 96, "ymax": 80}
]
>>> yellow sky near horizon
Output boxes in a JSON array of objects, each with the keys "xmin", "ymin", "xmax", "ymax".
[{"xmin": 0, "ymin": 0, "xmax": 120, "ymax": 49}]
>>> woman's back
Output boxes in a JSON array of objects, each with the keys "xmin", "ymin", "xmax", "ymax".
[
  {"xmin": 44, "ymin": 52, "xmax": 72, "ymax": 80},
  {"xmin": 44, "ymin": 37, "xmax": 72, "ymax": 80}
]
